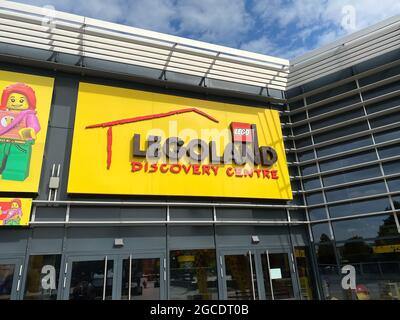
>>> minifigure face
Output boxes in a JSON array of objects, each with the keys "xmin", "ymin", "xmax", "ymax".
[
  {"xmin": 11, "ymin": 202, "xmax": 20, "ymax": 209},
  {"xmin": 6, "ymin": 93, "xmax": 29, "ymax": 110}
]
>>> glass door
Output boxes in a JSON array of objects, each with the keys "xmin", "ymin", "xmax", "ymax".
[
  {"xmin": 119, "ymin": 252, "xmax": 165, "ymax": 300},
  {"xmin": 259, "ymin": 250, "xmax": 297, "ymax": 300},
  {"xmin": 63, "ymin": 255, "xmax": 115, "ymax": 300},
  {"xmin": 0, "ymin": 258, "xmax": 23, "ymax": 300},
  {"xmin": 220, "ymin": 249, "xmax": 299, "ymax": 300},
  {"xmin": 221, "ymin": 250, "xmax": 259, "ymax": 300}
]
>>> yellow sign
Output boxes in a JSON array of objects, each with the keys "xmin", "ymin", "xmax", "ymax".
[
  {"xmin": 0, "ymin": 197, "xmax": 32, "ymax": 226},
  {"xmin": 68, "ymin": 82, "xmax": 292, "ymax": 199},
  {"xmin": 373, "ymin": 244, "xmax": 400, "ymax": 254},
  {"xmin": 0, "ymin": 70, "xmax": 54, "ymax": 192}
]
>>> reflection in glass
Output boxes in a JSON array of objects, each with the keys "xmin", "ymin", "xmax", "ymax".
[
  {"xmin": 315, "ymin": 243, "xmax": 343, "ymax": 300},
  {"xmin": 224, "ymin": 253, "xmax": 258, "ymax": 300},
  {"xmin": 0, "ymin": 264, "xmax": 14, "ymax": 300},
  {"xmin": 24, "ymin": 255, "xmax": 61, "ymax": 300},
  {"xmin": 332, "ymin": 214, "xmax": 398, "ymax": 242},
  {"xmin": 294, "ymin": 247, "xmax": 316, "ymax": 300},
  {"xmin": 121, "ymin": 258, "xmax": 160, "ymax": 300},
  {"xmin": 170, "ymin": 249, "xmax": 218, "ymax": 300},
  {"xmin": 261, "ymin": 253, "xmax": 294, "ymax": 300},
  {"xmin": 337, "ymin": 237, "xmax": 400, "ymax": 300},
  {"xmin": 69, "ymin": 260, "xmax": 113, "ymax": 300}
]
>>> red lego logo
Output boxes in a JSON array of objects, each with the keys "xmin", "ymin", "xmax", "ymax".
[{"xmin": 230, "ymin": 122, "xmax": 253, "ymax": 143}]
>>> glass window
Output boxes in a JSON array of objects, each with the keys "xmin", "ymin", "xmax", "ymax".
[
  {"xmin": 315, "ymin": 242, "xmax": 343, "ymax": 299},
  {"xmin": 312, "ymin": 223, "xmax": 332, "ymax": 243},
  {"xmin": 300, "ymin": 164, "xmax": 318, "ymax": 176},
  {"xmin": 365, "ymin": 95, "xmax": 400, "ymax": 114},
  {"xmin": 296, "ymin": 137, "xmax": 313, "ymax": 148},
  {"xmin": 332, "ymin": 214, "xmax": 398, "ymax": 242},
  {"xmin": 308, "ymin": 95, "xmax": 361, "ymax": 118},
  {"xmin": 374, "ymin": 128, "xmax": 400, "ymax": 143},
  {"xmin": 24, "ymin": 255, "xmax": 61, "ymax": 300},
  {"xmin": 370, "ymin": 113, "xmax": 400, "ymax": 129},
  {"xmin": 306, "ymin": 192, "xmax": 324, "ymax": 206},
  {"xmin": 336, "ymin": 237, "xmax": 400, "ymax": 300},
  {"xmin": 316, "ymin": 136, "xmax": 373, "ymax": 158},
  {"xmin": 359, "ymin": 64, "xmax": 400, "ymax": 87},
  {"xmin": 69, "ymin": 259, "xmax": 113, "ymax": 300},
  {"xmin": 328, "ymin": 197, "xmax": 391, "ymax": 218},
  {"xmin": 325, "ymin": 181, "xmax": 387, "ymax": 202},
  {"xmin": 293, "ymin": 125, "xmax": 309, "ymax": 135},
  {"xmin": 307, "ymin": 82, "xmax": 357, "ymax": 105},
  {"xmin": 393, "ymin": 196, "xmax": 400, "ymax": 210},
  {"xmin": 319, "ymin": 151, "xmax": 377, "ymax": 172},
  {"xmin": 378, "ymin": 144, "xmax": 400, "ymax": 159},
  {"xmin": 313, "ymin": 122, "xmax": 369, "ymax": 144},
  {"xmin": 309, "ymin": 207, "xmax": 328, "ymax": 221},
  {"xmin": 311, "ymin": 108, "xmax": 364, "ymax": 131},
  {"xmin": 315, "ymin": 243, "xmax": 337, "ymax": 266},
  {"xmin": 387, "ymin": 177, "xmax": 400, "ymax": 192},
  {"xmin": 303, "ymin": 178, "xmax": 321, "ymax": 191},
  {"xmin": 291, "ymin": 111, "xmax": 307, "ymax": 122},
  {"xmin": 322, "ymin": 165, "xmax": 382, "ymax": 187},
  {"xmin": 290, "ymin": 210, "xmax": 306, "ymax": 221},
  {"xmin": 169, "ymin": 249, "xmax": 218, "ymax": 300},
  {"xmin": 289, "ymin": 99, "xmax": 304, "ymax": 111},
  {"xmin": 298, "ymin": 150, "xmax": 315, "ymax": 161},
  {"xmin": 294, "ymin": 246, "xmax": 317, "ymax": 300},
  {"xmin": 362, "ymin": 80, "xmax": 400, "ymax": 100},
  {"xmin": 383, "ymin": 161, "xmax": 400, "ymax": 175},
  {"xmin": 121, "ymin": 257, "xmax": 160, "ymax": 300}
]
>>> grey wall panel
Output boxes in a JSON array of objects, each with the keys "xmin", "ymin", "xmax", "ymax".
[
  {"xmin": 65, "ymin": 227, "xmax": 120, "ymax": 252},
  {"xmin": 29, "ymin": 227, "xmax": 64, "ymax": 253},
  {"xmin": 69, "ymin": 207, "xmax": 121, "ymax": 221},
  {"xmin": 0, "ymin": 229, "xmax": 29, "ymax": 255},
  {"xmin": 34, "ymin": 207, "xmax": 66, "ymax": 222},
  {"xmin": 170, "ymin": 207, "xmax": 213, "ymax": 221},
  {"xmin": 168, "ymin": 226, "xmax": 215, "ymax": 249},
  {"xmin": 49, "ymin": 76, "xmax": 79, "ymax": 129},
  {"xmin": 38, "ymin": 127, "xmax": 70, "ymax": 200},
  {"xmin": 216, "ymin": 226, "xmax": 291, "ymax": 249},
  {"xmin": 120, "ymin": 207, "xmax": 166, "ymax": 221},
  {"xmin": 118, "ymin": 226, "xmax": 166, "ymax": 251},
  {"xmin": 65, "ymin": 226, "xmax": 166, "ymax": 252}
]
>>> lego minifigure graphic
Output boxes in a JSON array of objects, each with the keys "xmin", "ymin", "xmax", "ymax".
[
  {"xmin": 0, "ymin": 83, "xmax": 40, "ymax": 181},
  {"xmin": 0, "ymin": 199, "xmax": 23, "ymax": 226}
]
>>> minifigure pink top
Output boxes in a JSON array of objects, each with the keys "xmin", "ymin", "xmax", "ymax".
[{"xmin": 0, "ymin": 110, "xmax": 40, "ymax": 140}]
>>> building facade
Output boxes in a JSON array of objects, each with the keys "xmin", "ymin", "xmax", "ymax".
[{"xmin": 0, "ymin": 1, "xmax": 399, "ymax": 300}]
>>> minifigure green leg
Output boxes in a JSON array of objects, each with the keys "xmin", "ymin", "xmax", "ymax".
[{"xmin": 1, "ymin": 142, "xmax": 33, "ymax": 181}]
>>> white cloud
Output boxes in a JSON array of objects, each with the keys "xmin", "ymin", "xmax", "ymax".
[
  {"xmin": 175, "ymin": 0, "xmax": 252, "ymax": 45},
  {"xmin": 240, "ymin": 36, "xmax": 273, "ymax": 54},
  {"xmin": 14, "ymin": 0, "xmax": 253, "ymax": 45},
  {"xmin": 123, "ymin": 0, "xmax": 177, "ymax": 34}
]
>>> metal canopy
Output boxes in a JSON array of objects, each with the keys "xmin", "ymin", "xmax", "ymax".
[{"xmin": 0, "ymin": 1, "xmax": 289, "ymax": 92}]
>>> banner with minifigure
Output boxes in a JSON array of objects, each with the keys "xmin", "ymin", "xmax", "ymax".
[
  {"xmin": 0, "ymin": 197, "xmax": 32, "ymax": 226},
  {"xmin": 0, "ymin": 70, "xmax": 54, "ymax": 192}
]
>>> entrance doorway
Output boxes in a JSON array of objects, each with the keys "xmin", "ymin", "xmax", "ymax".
[
  {"xmin": 62, "ymin": 252, "xmax": 166, "ymax": 300},
  {"xmin": 0, "ymin": 257, "xmax": 23, "ymax": 300},
  {"xmin": 220, "ymin": 248, "xmax": 298, "ymax": 300}
]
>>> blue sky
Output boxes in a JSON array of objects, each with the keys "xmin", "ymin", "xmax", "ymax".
[{"xmin": 12, "ymin": 0, "xmax": 400, "ymax": 59}]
